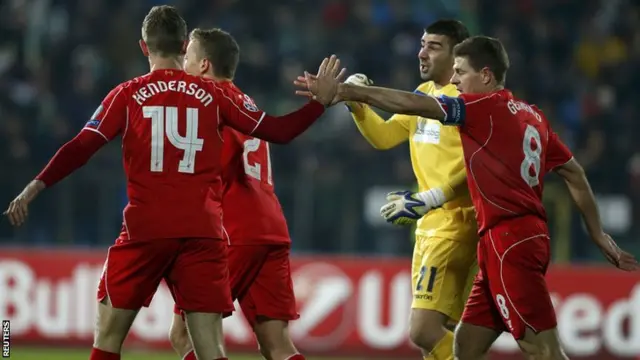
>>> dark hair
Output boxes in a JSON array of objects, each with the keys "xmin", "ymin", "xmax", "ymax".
[
  {"xmin": 425, "ymin": 19, "xmax": 470, "ymax": 48},
  {"xmin": 141, "ymin": 5, "xmax": 187, "ymax": 56},
  {"xmin": 453, "ymin": 36, "xmax": 510, "ymax": 85},
  {"xmin": 189, "ymin": 28, "xmax": 240, "ymax": 79}
]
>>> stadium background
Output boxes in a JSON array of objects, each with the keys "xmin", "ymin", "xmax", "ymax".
[{"xmin": 0, "ymin": 0, "xmax": 639, "ymax": 359}]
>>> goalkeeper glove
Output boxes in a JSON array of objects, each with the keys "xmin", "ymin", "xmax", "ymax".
[
  {"xmin": 344, "ymin": 74, "xmax": 373, "ymax": 112},
  {"xmin": 345, "ymin": 73, "xmax": 374, "ymax": 86},
  {"xmin": 380, "ymin": 189, "xmax": 447, "ymax": 226}
]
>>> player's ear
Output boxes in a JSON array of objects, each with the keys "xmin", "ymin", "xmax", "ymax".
[
  {"xmin": 139, "ymin": 40, "xmax": 150, "ymax": 57},
  {"xmin": 480, "ymin": 67, "xmax": 492, "ymax": 86},
  {"xmin": 200, "ymin": 58, "xmax": 210, "ymax": 76}
]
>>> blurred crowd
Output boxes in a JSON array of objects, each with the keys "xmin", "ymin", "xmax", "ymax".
[{"xmin": 1, "ymin": 0, "xmax": 638, "ymax": 260}]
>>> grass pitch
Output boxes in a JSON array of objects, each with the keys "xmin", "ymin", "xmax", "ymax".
[{"xmin": 10, "ymin": 347, "xmax": 356, "ymax": 359}]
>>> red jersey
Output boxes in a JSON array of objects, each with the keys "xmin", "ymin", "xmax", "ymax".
[
  {"xmin": 440, "ymin": 89, "xmax": 573, "ymax": 234},
  {"xmin": 35, "ymin": 69, "xmax": 325, "ymax": 241},
  {"xmin": 220, "ymin": 128, "xmax": 290, "ymax": 245}
]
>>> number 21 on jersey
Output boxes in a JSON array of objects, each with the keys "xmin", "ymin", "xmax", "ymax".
[
  {"xmin": 243, "ymin": 138, "xmax": 272, "ymax": 185},
  {"xmin": 144, "ymin": 106, "xmax": 204, "ymax": 174},
  {"xmin": 520, "ymin": 124, "xmax": 542, "ymax": 187}
]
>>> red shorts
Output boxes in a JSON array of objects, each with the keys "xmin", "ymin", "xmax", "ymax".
[
  {"xmin": 174, "ymin": 244, "xmax": 298, "ymax": 326},
  {"xmin": 97, "ymin": 237, "xmax": 233, "ymax": 314},
  {"xmin": 461, "ymin": 216, "xmax": 557, "ymax": 339}
]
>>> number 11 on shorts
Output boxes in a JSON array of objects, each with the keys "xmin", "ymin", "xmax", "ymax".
[{"xmin": 416, "ymin": 265, "xmax": 438, "ymax": 292}]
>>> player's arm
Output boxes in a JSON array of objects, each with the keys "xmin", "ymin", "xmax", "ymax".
[
  {"xmin": 545, "ymin": 131, "xmax": 602, "ymax": 237},
  {"xmin": 551, "ymin": 157, "xmax": 637, "ymax": 269},
  {"xmin": 556, "ymin": 158, "xmax": 639, "ymax": 270},
  {"xmin": 4, "ymin": 86, "xmax": 126, "ymax": 226},
  {"xmin": 554, "ymin": 158, "xmax": 604, "ymax": 237},
  {"xmin": 35, "ymin": 133, "xmax": 106, "ymax": 188},
  {"xmin": 250, "ymin": 100, "xmax": 325, "ymax": 144},
  {"xmin": 337, "ymin": 83, "xmax": 466, "ymax": 125},
  {"xmin": 217, "ymin": 88, "xmax": 325, "ymax": 144},
  {"xmin": 36, "ymin": 86, "xmax": 126, "ymax": 187},
  {"xmin": 407, "ymin": 166, "xmax": 468, "ymax": 212},
  {"xmin": 3, "ymin": 130, "xmax": 107, "ymax": 226},
  {"xmin": 348, "ymin": 105, "xmax": 409, "ymax": 150},
  {"xmin": 547, "ymin": 129, "xmax": 604, "ymax": 240},
  {"xmin": 440, "ymin": 166, "xmax": 468, "ymax": 200}
]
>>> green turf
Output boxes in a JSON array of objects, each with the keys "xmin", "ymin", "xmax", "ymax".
[
  {"xmin": 11, "ymin": 348, "xmax": 256, "ymax": 359},
  {"xmin": 10, "ymin": 347, "xmax": 354, "ymax": 359}
]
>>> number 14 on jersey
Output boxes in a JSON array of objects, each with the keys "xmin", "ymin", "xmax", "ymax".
[
  {"xmin": 143, "ymin": 105, "xmax": 273, "ymax": 185},
  {"xmin": 144, "ymin": 105, "xmax": 204, "ymax": 174}
]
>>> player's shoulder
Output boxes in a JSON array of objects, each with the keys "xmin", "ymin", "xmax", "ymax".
[
  {"xmin": 505, "ymin": 93, "xmax": 550, "ymax": 125},
  {"xmin": 414, "ymin": 81, "xmax": 434, "ymax": 95},
  {"xmin": 172, "ymin": 72, "xmax": 214, "ymax": 90},
  {"xmin": 414, "ymin": 82, "xmax": 459, "ymax": 97},
  {"xmin": 459, "ymin": 89, "xmax": 512, "ymax": 107},
  {"xmin": 528, "ymin": 103, "xmax": 547, "ymax": 118},
  {"xmin": 121, "ymin": 72, "xmax": 156, "ymax": 88},
  {"xmin": 197, "ymin": 77, "xmax": 238, "ymax": 94},
  {"xmin": 214, "ymin": 81, "xmax": 261, "ymax": 112},
  {"xmin": 109, "ymin": 73, "xmax": 158, "ymax": 97},
  {"xmin": 101, "ymin": 78, "xmax": 136, "ymax": 100},
  {"xmin": 440, "ymin": 84, "xmax": 459, "ymax": 97}
]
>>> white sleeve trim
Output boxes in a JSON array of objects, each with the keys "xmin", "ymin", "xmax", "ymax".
[
  {"xmin": 82, "ymin": 127, "xmax": 109, "ymax": 142},
  {"xmin": 249, "ymin": 112, "xmax": 267, "ymax": 135},
  {"xmin": 427, "ymin": 95, "xmax": 447, "ymax": 119}
]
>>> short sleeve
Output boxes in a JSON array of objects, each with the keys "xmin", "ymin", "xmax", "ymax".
[
  {"xmin": 83, "ymin": 85, "xmax": 127, "ymax": 141},
  {"xmin": 215, "ymin": 84, "xmax": 267, "ymax": 135},
  {"xmin": 546, "ymin": 130, "xmax": 573, "ymax": 171}
]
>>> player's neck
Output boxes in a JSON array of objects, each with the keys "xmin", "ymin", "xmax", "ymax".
[
  {"xmin": 148, "ymin": 56, "xmax": 182, "ymax": 72},
  {"xmin": 203, "ymin": 73, "xmax": 232, "ymax": 82},
  {"xmin": 433, "ymin": 71, "xmax": 454, "ymax": 90},
  {"xmin": 433, "ymin": 81, "xmax": 447, "ymax": 90}
]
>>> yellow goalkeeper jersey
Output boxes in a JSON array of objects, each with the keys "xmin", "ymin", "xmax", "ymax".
[{"xmin": 350, "ymin": 81, "xmax": 476, "ymax": 240}]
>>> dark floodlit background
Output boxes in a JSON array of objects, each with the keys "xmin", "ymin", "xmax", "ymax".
[
  {"xmin": 3, "ymin": 0, "xmax": 640, "ymax": 260},
  {"xmin": 1, "ymin": 1, "xmax": 639, "ymax": 359}
]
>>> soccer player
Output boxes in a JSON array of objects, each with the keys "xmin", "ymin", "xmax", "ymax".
[
  {"xmin": 297, "ymin": 37, "xmax": 638, "ymax": 360},
  {"xmin": 168, "ymin": 28, "xmax": 304, "ymax": 360},
  {"xmin": 3, "ymin": 6, "xmax": 340, "ymax": 360},
  {"xmin": 340, "ymin": 20, "xmax": 477, "ymax": 360}
]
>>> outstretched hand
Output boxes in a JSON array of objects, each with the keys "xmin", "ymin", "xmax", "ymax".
[
  {"xmin": 293, "ymin": 73, "xmax": 317, "ymax": 98},
  {"xmin": 293, "ymin": 55, "xmax": 346, "ymax": 106}
]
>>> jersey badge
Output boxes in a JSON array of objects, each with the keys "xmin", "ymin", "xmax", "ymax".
[
  {"xmin": 413, "ymin": 119, "xmax": 441, "ymax": 144},
  {"xmin": 85, "ymin": 119, "xmax": 100, "ymax": 128},
  {"xmin": 242, "ymin": 95, "xmax": 259, "ymax": 112}
]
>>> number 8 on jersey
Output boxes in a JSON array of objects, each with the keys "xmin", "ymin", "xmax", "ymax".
[{"xmin": 520, "ymin": 125, "xmax": 542, "ymax": 187}]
